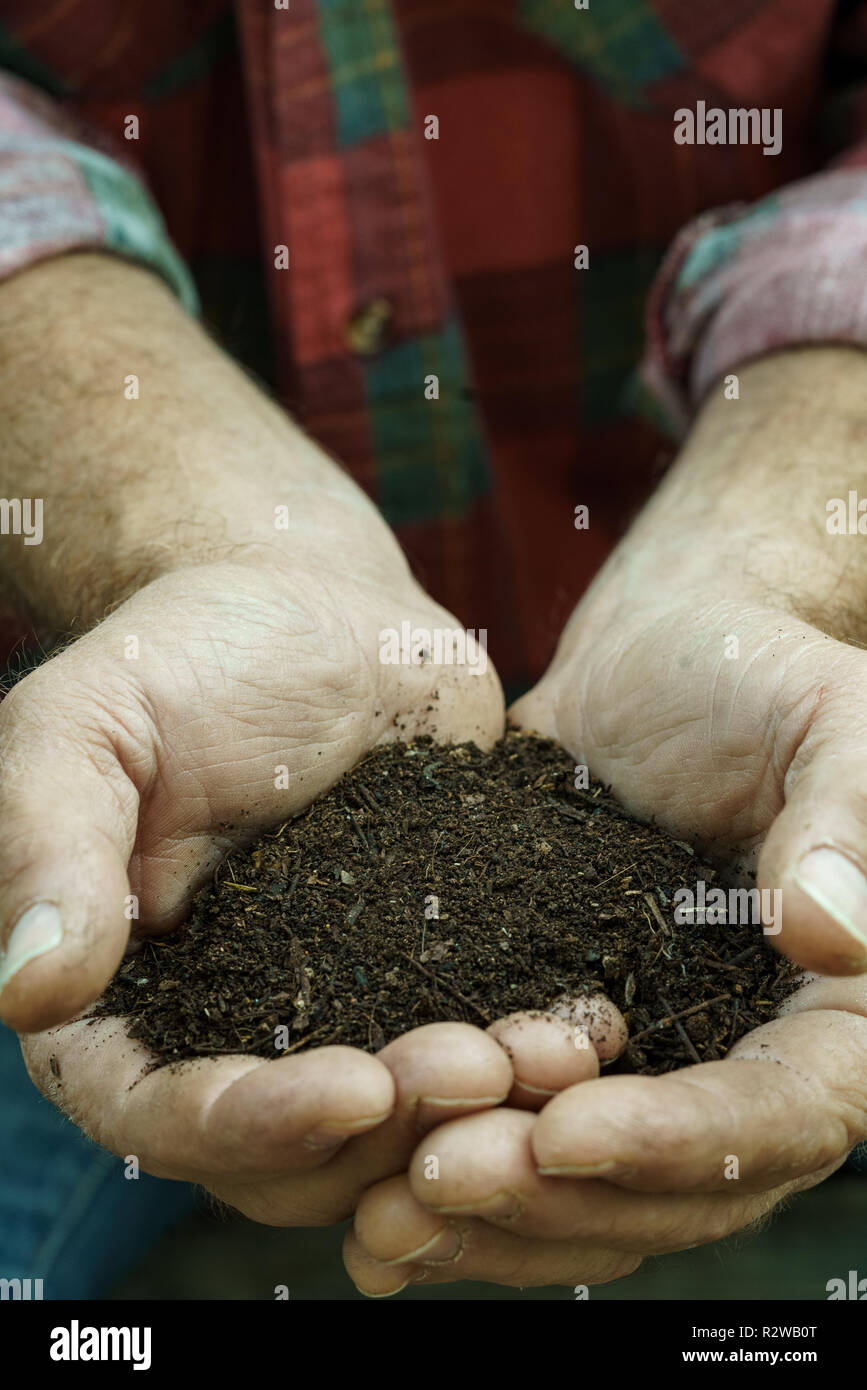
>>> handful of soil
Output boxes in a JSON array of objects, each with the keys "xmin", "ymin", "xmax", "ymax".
[{"xmin": 96, "ymin": 732, "xmax": 801, "ymax": 1073}]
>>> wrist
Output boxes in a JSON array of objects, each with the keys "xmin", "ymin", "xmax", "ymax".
[
  {"xmin": 553, "ymin": 348, "xmax": 867, "ymax": 666},
  {"xmin": 626, "ymin": 348, "xmax": 867, "ymax": 622}
]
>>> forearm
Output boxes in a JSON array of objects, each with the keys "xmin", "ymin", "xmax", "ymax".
[
  {"xmin": 0, "ymin": 253, "xmax": 407, "ymax": 629},
  {"xmin": 585, "ymin": 347, "xmax": 867, "ymax": 643}
]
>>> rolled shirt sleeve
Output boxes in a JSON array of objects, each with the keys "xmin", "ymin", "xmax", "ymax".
[
  {"xmin": 642, "ymin": 163, "xmax": 867, "ymax": 435},
  {"xmin": 0, "ymin": 70, "xmax": 197, "ymax": 312}
]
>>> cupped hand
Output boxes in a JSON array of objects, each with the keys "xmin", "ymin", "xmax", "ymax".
[
  {"xmin": 0, "ymin": 551, "xmax": 632, "ymax": 1231},
  {"xmin": 342, "ymin": 346, "xmax": 867, "ymax": 1289},
  {"xmin": 19, "ymin": 1014, "xmax": 517, "ymax": 1228},
  {"xmin": 0, "ymin": 552, "xmax": 518, "ymax": 1223},
  {"xmin": 343, "ymin": 970, "xmax": 867, "ymax": 1292},
  {"xmin": 0, "ymin": 556, "xmax": 503, "ymax": 1029},
  {"xmin": 512, "ymin": 574, "xmax": 867, "ymax": 978}
]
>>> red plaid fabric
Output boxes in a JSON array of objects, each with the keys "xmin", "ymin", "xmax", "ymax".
[{"xmin": 0, "ymin": 1, "xmax": 865, "ymax": 689}]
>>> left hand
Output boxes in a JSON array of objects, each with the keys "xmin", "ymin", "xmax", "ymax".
[
  {"xmin": 343, "ymin": 971, "xmax": 867, "ymax": 1292},
  {"xmin": 342, "ymin": 346, "xmax": 867, "ymax": 1292}
]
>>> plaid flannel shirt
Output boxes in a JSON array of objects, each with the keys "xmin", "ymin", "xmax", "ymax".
[
  {"xmin": 2, "ymin": 0, "xmax": 867, "ymax": 681},
  {"xmin": 5, "ymin": 0, "xmax": 867, "ymax": 687},
  {"xmin": 1, "ymin": 0, "xmax": 867, "ymax": 1171}
]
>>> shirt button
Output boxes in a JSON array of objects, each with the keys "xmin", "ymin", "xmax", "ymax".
[{"xmin": 347, "ymin": 298, "xmax": 392, "ymax": 356}]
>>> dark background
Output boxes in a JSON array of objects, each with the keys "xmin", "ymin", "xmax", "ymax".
[{"xmin": 110, "ymin": 1168, "xmax": 867, "ymax": 1300}]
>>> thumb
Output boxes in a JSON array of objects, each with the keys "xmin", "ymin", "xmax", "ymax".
[
  {"xmin": 0, "ymin": 658, "xmax": 142, "ymax": 1030},
  {"xmin": 508, "ymin": 680, "xmax": 561, "ymax": 740},
  {"xmin": 759, "ymin": 653, "xmax": 867, "ymax": 977}
]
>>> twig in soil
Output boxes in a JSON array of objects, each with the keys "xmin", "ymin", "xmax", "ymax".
[
  {"xmin": 727, "ymin": 996, "xmax": 740, "ymax": 1047},
  {"xmin": 280, "ymin": 1024, "xmax": 333, "ymax": 1054},
  {"xmin": 724, "ymin": 944, "xmax": 762, "ymax": 968},
  {"xmin": 347, "ymin": 809, "xmax": 371, "ymax": 855},
  {"xmin": 284, "ymin": 872, "xmax": 300, "ymax": 912},
  {"xmin": 401, "ymin": 953, "xmax": 492, "ymax": 1024},
  {"xmin": 628, "ymin": 993, "xmax": 731, "ymax": 1045},
  {"xmin": 263, "ymin": 821, "xmax": 291, "ymax": 839},
  {"xmin": 643, "ymin": 892, "xmax": 671, "ymax": 934},
  {"xmin": 357, "ymin": 784, "xmax": 380, "ymax": 815},
  {"xmin": 430, "ymin": 830, "xmax": 443, "ymax": 879},
  {"xmin": 658, "ymin": 991, "xmax": 701, "ymax": 1064},
  {"xmin": 367, "ymin": 995, "xmax": 386, "ymax": 1050},
  {"xmin": 547, "ymin": 799, "xmax": 589, "ymax": 823},
  {"xmin": 698, "ymin": 949, "xmax": 736, "ymax": 971},
  {"xmin": 593, "ymin": 861, "xmax": 639, "ymax": 891}
]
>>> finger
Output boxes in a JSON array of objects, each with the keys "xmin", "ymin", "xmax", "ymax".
[
  {"xmin": 380, "ymin": 605, "xmax": 505, "ymax": 753},
  {"xmin": 758, "ymin": 663, "xmax": 867, "ymax": 976},
  {"xmin": 404, "ymin": 1107, "xmax": 816, "ymax": 1252},
  {"xmin": 376, "ymin": 1021, "xmax": 513, "ymax": 1130},
  {"xmin": 0, "ymin": 659, "xmax": 144, "ymax": 1030},
  {"xmin": 219, "ymin": 1022, "xmax": 513, "ymax": 1225},
  {"xmin": 507, "ymin": 683, "xmax": 560, "ymax": 741},
  {"xmin": 487, "ymin": 1013, "xmax": 599, "ymax": 1108},
  {"xmin": 21, "ymin": 1019, "xmax": 395, "ymax": 1181},
  {"xmin": 545, "ymin": 993, "xmax": 628, "ymax": 1062},
  {"xmin": 531, "ymin": 1008, "xmax": 867, "ymax": 1192},
  {"xmin": 345, "ymin": 1179, "xmax": 640, "ymax": 1294},
  {"xmin": 487, "ymin": 994, "xmax": 627, "ymax": 1109}
]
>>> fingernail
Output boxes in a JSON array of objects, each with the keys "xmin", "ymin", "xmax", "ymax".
[
  {"xmin": 514, "ymin": 1079, "xmax": 558, "ymax": 1097},
  {"xmin": 794, "ymin": 849, "xmax": 867, "ymax": 957},
  {"xmin": 0, "ymin": 903, "xmax": 63, "ymax": 992},
  {"xmin": 537, "ymin": 1160, "xmax": 633, "ymax": 1178},
  {"xmin": 437, "ymin": 1192, "xmax": 523, "ymax": 1219},
  {"xmin": 384, "ymin": 1227, "xmax": 463, "ymax": 1267},
  {"xmin": 302, "ymin": 1110, "xmax": 392, "ymax": 1149},
  {"xmin": 356, "ymin": 1280, "xmax": 411, "ymax": 1299},
  {"xmin": 417, "ymin": 1094, "xmax": 507, "ymax": 1108}
]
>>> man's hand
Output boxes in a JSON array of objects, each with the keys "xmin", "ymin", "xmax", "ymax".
[
  {"xmin": 2, "ymin": 563, "xmax": 624, "ymax": 1224},
  {"xmin": 0, "ymin": 251, "xmax": 507, "ymax": 1226},
  {"xmin": 0, "ymin": 560, "xmax": 503, "ymax": 1028},
  {"xmin": 514, "ymin": 347, "xmax": 867, "ymax": 979},
  {"xmin": 0, "ymin": 253, "xmax": 624, "ymax": 1233},
  {"xmin": 342, "ymin": 971, "xmax": 867, "ymax": 1292},
  {"xmin": 342, "ymin": 345, "xmax": 867, "ymax": 1290}
]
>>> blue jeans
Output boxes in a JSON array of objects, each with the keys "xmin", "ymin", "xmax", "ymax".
[{"xmin": 0, "ymin": 1023, "xmax": 196, "ymax": 1298}]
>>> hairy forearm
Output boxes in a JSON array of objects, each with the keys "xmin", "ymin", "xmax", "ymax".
[
  {"xmin": 591, "ymin": 347, "xmax": 867, "ymax": 641},
  {"xmin": 0, "ymin": 253, "xmax": 406, "ymax": 629}
]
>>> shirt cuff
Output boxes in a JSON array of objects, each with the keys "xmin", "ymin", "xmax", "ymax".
[
  {"xmin": 641, "ymin": 167, "xmax": 867, "ymax": 436},
  {"xmin": 0, "ymin": 71, "xmax": 198, "ymax": 313}
]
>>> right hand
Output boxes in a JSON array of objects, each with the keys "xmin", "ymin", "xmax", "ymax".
[
  {"xmin": 0, "ymin": 554, "xmax": 504, "ymax": 1028},
  {"xmin": 0, "ymin": 251, "xmax": 615, "ymax": 1236},
  {"xmin": 0, "ymin": 555, "xmax": 624, "ymax": 1230},
  {"xmin": 0, "ymin": 549, "xmax": 519, "ymax": 1224}
]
